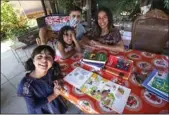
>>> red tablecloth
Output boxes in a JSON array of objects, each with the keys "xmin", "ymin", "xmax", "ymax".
[{"xmin": 55, "ymin": 49, "xmax": 169, "ymax": 114}]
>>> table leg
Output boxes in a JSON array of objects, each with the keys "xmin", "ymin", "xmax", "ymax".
[
  {"xmin": 14, "ymin": 49, "xmax": 26, "ymax": 67},
  {"xmin": 11, "ymin": 49, "xmax": 20, "ymax": 63},
  {"xmin": 22, "ymin": 48, "xmax": 29, "ymax": 60}
]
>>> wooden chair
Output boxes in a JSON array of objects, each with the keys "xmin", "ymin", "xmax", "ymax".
[{"xmin": 130, "ymin": 9, "xmax": 169, "ymax": 54}]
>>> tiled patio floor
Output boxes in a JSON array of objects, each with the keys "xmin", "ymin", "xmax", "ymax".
[{"xmin": 1, "ymin": 42, "xmax": 83, "ymax": 114}]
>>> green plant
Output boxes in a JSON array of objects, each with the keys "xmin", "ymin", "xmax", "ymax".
[
  {"xmin": 1, "ymin": 0, "xmax": 29, "ymax": 41},
  {"xmin": 96, "ymin": 0, "xmax": 139, "ymax": 21},
  {"xmin": 54, "ymin": 0, "xmax": 78, "ymax": 13}
]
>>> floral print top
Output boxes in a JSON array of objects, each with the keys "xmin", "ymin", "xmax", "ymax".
[{"xmin": 85, "ymin": 27, "xmax": 122, "ymax": 45}]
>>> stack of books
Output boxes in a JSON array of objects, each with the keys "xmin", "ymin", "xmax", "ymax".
[
  {"xmin": 64, "ymin": 67, "xmax": 131, "ymax": 113},
  {"xmin": 142, "ymin": 69, "xmax": 169, "ymax": 102},
  {"xmin": 81, "ymin": 51, "xmax": 107, "ymax": 70},
  {"xmin": 103, "ymin": 55, "xmax": 133, "ymax": 80}
]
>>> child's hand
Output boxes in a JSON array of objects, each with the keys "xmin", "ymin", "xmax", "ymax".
[
  {"xmin": 53, "ymin": 80, "xmax": 61, "ymax": 96},
  {"xmin": 70, "ymin": 18, "xmax": 78, "ymax": 28},
  {"xmin": 71, "ymin": 32, "xmax": 76, "ymax": 41}
]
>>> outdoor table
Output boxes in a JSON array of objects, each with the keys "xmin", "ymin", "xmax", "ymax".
[{"xmin": 55, "ymin": 49, "xmax": 169, "ymax": 114}]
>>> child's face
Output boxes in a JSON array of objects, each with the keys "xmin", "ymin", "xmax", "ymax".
[
  {"xmin": 63, "ymin": 30, "xmax": 74, "ymax": 44},
  {"xmin": 33, "ymin": 50, "xmax": 53, "ymax": 72}
]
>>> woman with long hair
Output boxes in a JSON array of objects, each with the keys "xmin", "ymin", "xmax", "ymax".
[{"xmin": 81, "ymin": 7, "xmax": 124, "ymax": 52}]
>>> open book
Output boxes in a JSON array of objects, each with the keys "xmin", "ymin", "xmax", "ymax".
[{"xmin": 64, "ymin": 67, "xmax": 131, "ymax": 113}]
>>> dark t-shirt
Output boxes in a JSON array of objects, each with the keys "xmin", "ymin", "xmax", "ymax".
[{"xmin": 17, "ymin": 69, "xmax": 67, "ymax": 114}]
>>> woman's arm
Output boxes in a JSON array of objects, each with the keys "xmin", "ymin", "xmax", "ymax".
[
  {"xmin": 91, "ymin": 40, "xmax": 124, "ymax": 52},
  {"xmin": 56, "ymin": 41, "xmax": 76, "ymax": 59},
  {"xmin": 39, "ymin": 27, "xmax": 48, "ymax": 45},
  {"xmin": 79, "ymin": 36, "xmax": 97, "ymax": 50}
]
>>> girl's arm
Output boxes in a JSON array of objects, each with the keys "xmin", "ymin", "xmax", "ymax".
[
  {"xmin": 48, "ymin": 80, "xmax": 61, "ymax": 103},
  {"xmin": 39, "ymin": 27, "xmax": 48, "ymax": 45},
  {"xmin": 72, "ymin": 33, "xmax": 81, "ymax": 52},
  {"xmin": 47, "ymin": 93, "xmax": 59, "ymax": 103},
  {"xmin": 24, "ymin": 93, "xmax": 59, "ymax": 109},
  {"xmin": 56, "ymin": 41, "xmax": 76, "ymax": 59},
  {"xmin": 23, "ymin": 82, "xmax": 61, "ymax": 109},
  {"xmin": 91, "ymin": 40, "xmax": 124, "ymax": 52}
]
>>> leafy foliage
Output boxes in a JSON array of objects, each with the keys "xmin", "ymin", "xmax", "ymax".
[
  {"xmin": 96, "ymin": 0, "xmax": 139, "ymax": 21},
  {"xmin": 54, "ymin": 0, "xmax": 74, "ymax": 13},
  {"xmin": 96, "ymin": 0, "xmax": 169, "ymax": 21},
  {"xmin": 1, "ymin": 0, "xmax": 29, "ymax": 41}
]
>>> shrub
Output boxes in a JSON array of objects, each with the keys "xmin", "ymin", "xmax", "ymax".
[{"xmin": 1, "ymin": 0, "xmax": 29, "ymax": 41}]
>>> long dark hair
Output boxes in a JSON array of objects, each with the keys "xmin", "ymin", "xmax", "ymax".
[
  {"xmin": 94, "ymin": 7, "xmax": 114, "ymax": 36},
  {"xmin": 58, "ymin": 26, "xmax": 75, "ymax": 47},
  {"xmin": 25, "ymin": 45, "xmax": 63, "ymax": 82}
]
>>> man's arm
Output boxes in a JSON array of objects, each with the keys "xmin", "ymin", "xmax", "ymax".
[{"xmin": 39, "ymin": 27, "xmax": 48, "ymax": 45}]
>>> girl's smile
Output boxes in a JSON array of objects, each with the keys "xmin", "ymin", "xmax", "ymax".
[
  {"xmin": 63, "ymin": 30, "xmax": 74, "ymax": 44},
  {"xmin": 33, "ymin": 50, "xmax": 53, "ymax": 72}
]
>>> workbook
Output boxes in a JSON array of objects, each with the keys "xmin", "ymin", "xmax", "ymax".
[
  {"xmin": 82, "ymin": 51, "xmax": 107, "ymax": 64},
  {"xmin": 64, "ymin": 67, "xmax": 131, "ymax": 113},
  {"xmin": 142, "ymin": 69, "xmax": 169, "ymax": 102}
]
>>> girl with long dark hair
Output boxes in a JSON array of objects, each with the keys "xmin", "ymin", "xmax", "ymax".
[
  {"xmin": 17, "ymin": 45, "xmax": 67, "ymax": 114},
  {"xmin": 56, "ymin": 26, "xmax": 81, "ymax": 59}
]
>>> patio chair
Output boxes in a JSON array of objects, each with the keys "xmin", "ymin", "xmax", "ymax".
[
  {"xmin": 36, "ymin": 14, "xmax": 68, "ymax": 48},
  {"xmin": 17, "ymin": 27, "xmax": 39, "ymax": 47},
  {"xmin": 130, "ymin": 9, "xmax": 169, "ymax": 54}
]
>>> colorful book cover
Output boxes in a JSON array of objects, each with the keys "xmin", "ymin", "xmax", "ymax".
[
  {"xmin": 142, "ymin": 69, "xmax": 169, "ymax": 102},
  {"xmin": 83, "ymin": 52, "xmax": 107, "ymax": 64},
  {"xmin": 104, "ymin": 55, "xmax": 133, "ymax": 80},
  {"xmin": 64, "ymin": 67, "xmax": 131, "ymax": 113},
  {"xmin": 45, "ymin": 16, "xmax": 69, "ymax": 32},
  {"xmin": 80, "ymin": 59, "xmax": 104, "ymax": 70}
]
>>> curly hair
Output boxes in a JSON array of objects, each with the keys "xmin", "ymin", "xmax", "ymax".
[{"xmin": 58, "ymin": 25, "xmax": 75, "ymax": 47}]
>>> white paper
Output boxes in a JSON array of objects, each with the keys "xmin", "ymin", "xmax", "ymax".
[{"xmin": 64, "ymin": 67, "xmax": 93, "ymax": 89}]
